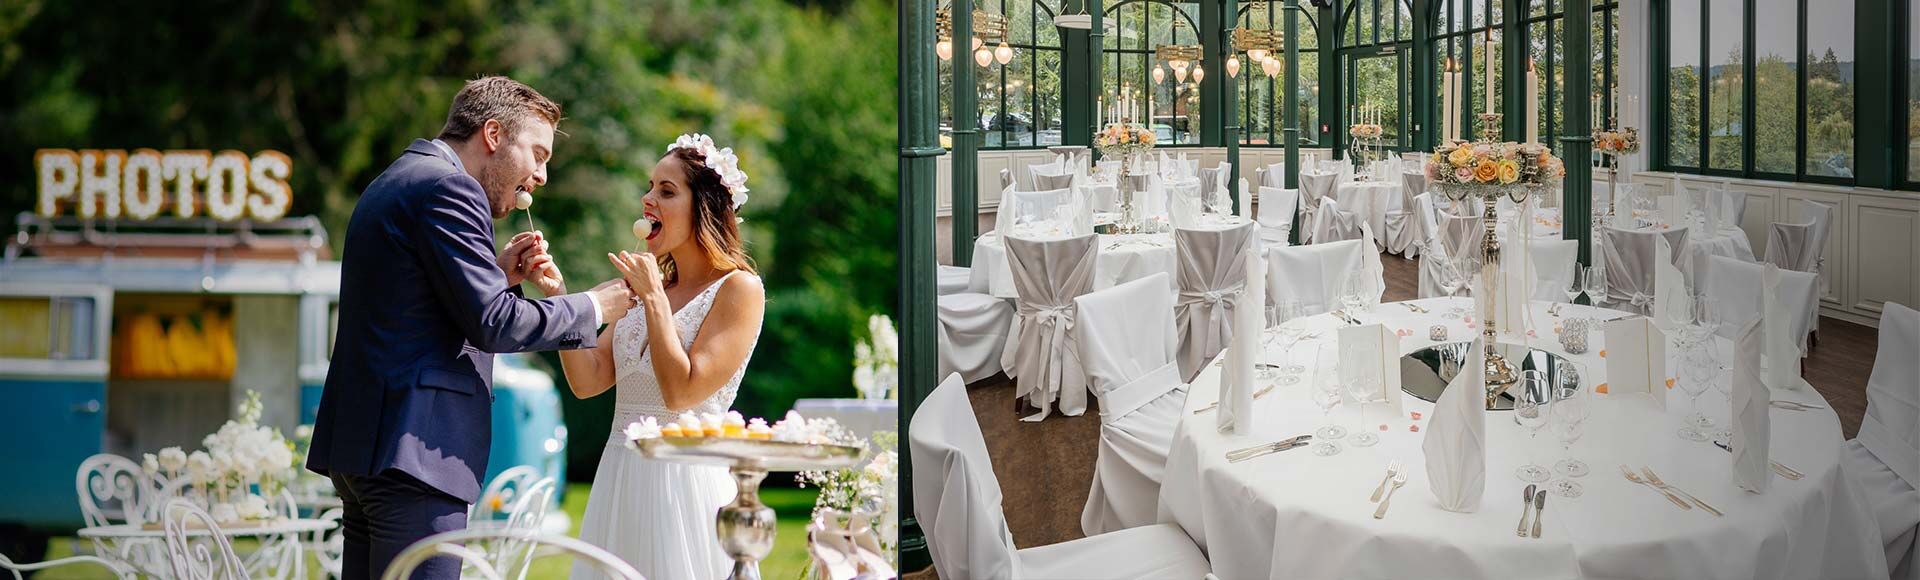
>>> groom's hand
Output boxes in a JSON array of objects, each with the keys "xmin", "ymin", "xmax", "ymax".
[
  {"xmin": 498, "ymin": 231, "xmax": 546, "ymax": 287},
  {"xmin": 587, "ymin": 278, "xmax": 636, "ymax": 324}
]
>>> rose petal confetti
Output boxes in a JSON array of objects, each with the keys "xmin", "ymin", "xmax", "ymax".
[
  {"xmin": 1378, "ymin": 424, "xmax": 1389, "ymax": 431},
  {"xmin": 1596, "ymin": 383, "xmax": 1609, "ymax": 394},
  {"xmin": 1409, "ymin": 411, "xmax": 1422, "ymax": 420},
  {"xmin": 1409, "ymin": 425, "xmax": 1421, "ymax": 432},
  {"xmin": 1599, "ymin": 349, "xmax": 1608, "ymax": 358}
]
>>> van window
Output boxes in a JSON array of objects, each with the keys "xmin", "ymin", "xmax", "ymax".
[{"xmin": 0, "ymin": 296, "xmax": 97, "ymax": 360}]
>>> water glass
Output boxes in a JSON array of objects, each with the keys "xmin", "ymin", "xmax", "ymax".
[
  {"xmin": 1345, "ymin": 375, "xmax": 1380, "ymax": 447},
  {"xmin": 1583, "ymin": 265, "xmax": 1608, "ymax": 307},
  {"xmin": 1513, "ymin": 370, "xmax": 1553, "ymax": 483}
]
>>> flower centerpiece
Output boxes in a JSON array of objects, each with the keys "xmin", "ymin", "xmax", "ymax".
[
  {"xmin": 1094, "ymin": 123, "xmax": 1158, "ymax": 233},
  {"xmin": 1348, "ymin": 123, "xmax": 1384, "ymax": 140},
  {"xmin": 1592, "ymin": 125, "xmax": 1640, "ymax": 220},
  {"xmin": 852, "ymin": 314, "xmax": 897, "ymax": 400},
  {"xmin": 796, "ymin": 430, "xmax": 898, "ymax": 579},
  {"xmin": 1424, "ymin": 139, "xmax": 1566, "ymax": 406},
  {"xmin": 141, "ymin": 390, "xmax": 298, "ymax": 525}
]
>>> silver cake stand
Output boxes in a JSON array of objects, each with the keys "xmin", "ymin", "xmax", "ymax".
[{"xmin": 629, "ymin": 436, "xmax": 866, "ymax": 580}]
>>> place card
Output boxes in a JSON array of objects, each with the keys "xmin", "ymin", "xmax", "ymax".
[
  {"xmin": 1338, "ymin": 323, "xmax": 1404, "ymax": 416},
  {"xmin": 1603, "ymin": 317, "xmax": 1668, "ymax": 410}
]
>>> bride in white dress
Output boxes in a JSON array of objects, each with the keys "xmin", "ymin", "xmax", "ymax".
[{"xmin": 536, "ymin": 134, "xmax": 764, "ymax": 580}]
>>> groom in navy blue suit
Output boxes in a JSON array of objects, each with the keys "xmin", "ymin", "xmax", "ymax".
[{"xmin": 307, "ymin": 77, "xmax": 634, "ymax": 580}]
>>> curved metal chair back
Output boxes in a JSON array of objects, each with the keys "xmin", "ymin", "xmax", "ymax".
[
  {"xmin": 161, "ymin": 498, "xmax": 249, "ymax": 580},
  {"xmin": 381, "ymin": 529, "xmax": 647, "ymax": 580},
  {"xmin": 0, "ymin": 553, "xmax": 137, "ymax": 580},
  {"xmin": 471, "ymin": 465, "xmax": 545, "ymax": 523}
]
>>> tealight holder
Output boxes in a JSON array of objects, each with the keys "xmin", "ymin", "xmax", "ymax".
[
  {"xmin": 1429, "ymin": 325, "xmax": 1448, "ymax": 342},
  {"xmin": 1560, "ymin": 317, "xmax": 1591, "ymax": 354}
]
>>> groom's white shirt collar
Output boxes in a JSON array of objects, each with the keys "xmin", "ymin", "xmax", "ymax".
[{"xmin": 429, "ymin": 137, "xmax": 605, "ymax": 328}]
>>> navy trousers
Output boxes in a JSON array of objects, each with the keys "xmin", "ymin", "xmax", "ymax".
[{"xmin": 331, "ymin": 471, "xmax": 469, "ymax": 580}]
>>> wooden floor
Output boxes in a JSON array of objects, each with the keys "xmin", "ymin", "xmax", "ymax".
[{"xmin": 906, "ymin": 250, "xmax": 1881, "ymax": 577}]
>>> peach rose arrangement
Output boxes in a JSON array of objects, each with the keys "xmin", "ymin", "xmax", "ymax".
[
  {"xmin": 1593, "ymin": 127, "xmax": 1641, "ymax": 155},
  {"xmin": 1095, "ymin": 123, "xmax": 1157, "ymax": 158},
  {"xmin": 1425, "ymin": 140, "xmax": 1565, "ymax": 188}
]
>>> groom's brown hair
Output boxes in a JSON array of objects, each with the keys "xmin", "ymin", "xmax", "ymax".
[{"xmin": 437, "ymin": 76, "xmax": 563, "ymax": 143}]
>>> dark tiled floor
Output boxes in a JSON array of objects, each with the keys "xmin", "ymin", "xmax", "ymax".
[{"xmin": 907, "ymin": 250, "xmax": 1880, "ymax": 577}]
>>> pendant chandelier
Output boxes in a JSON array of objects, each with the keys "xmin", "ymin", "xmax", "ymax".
[
  {"xmin": 1229, "ymin": 27, "xmax": 1284, "ymax": 78},
  {"xmin": 936, "ymin": 7, "xmax": 1014, "ymax": 68}
]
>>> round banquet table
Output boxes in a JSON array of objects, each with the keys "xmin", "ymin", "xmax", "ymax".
[
  {"xmin": 967, "ymin": 215, "xmax": 1249, "ymax": 300},
  {"xmin": 1332, "ymin": 179, "xmax": 1402, "ymax": 241},
  {"xmin": 1504, "ymin": 208, "xmax": 1755, "ymax": 279},
  {"xmin": 1161, "ymin": 296, "xmax": 1886, "ymax": 580}
]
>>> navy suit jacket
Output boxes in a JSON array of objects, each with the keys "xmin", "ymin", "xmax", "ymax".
[{"xmin": 306, "ymin": 140, "xmax": 598, "ymax": 503}]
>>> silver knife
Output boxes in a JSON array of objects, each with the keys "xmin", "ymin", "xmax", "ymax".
[
  {"xmin": 1227, "ymin": 434, "xmax": 1312, "ymax": 459},
  {"xmin": 1228, "ymin": 439, "xmax": 1310, "ymax": 463},
  {"xmin": 1531, "ymin": 491, "xmax": 1547, "ymax": 538}
]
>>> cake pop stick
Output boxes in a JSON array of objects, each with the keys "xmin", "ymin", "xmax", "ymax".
[
  {"xmin": 632, "ymin": 217, "xmax": 659, "ymax": 252},
  {"xmin": 515, "ymin": 191, "xmax": 535, "ymax": 233}
]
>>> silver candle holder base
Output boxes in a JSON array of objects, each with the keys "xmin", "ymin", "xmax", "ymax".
[{"xmin": 630, "ymin": 437, "xmax": 866, "ymax": 580}]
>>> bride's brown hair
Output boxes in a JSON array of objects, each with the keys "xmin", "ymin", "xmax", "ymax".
[{"xmin": 657, "ymin": 147, "xmax": 755, "ymax": 287}]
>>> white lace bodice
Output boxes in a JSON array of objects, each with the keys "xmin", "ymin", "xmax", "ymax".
[{"xmin": 606, "ymin": 271, "xmax": 759, "ymax": 445}]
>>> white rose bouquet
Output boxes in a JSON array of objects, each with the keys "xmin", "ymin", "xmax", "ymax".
[{"xmin": 852, "ymin": 314, "xmax": 898, "ymax": 400}]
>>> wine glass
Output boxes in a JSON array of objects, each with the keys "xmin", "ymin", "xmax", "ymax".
[
  {"xmin": 1550, "ymin": 363, "xmax": 1592, "ymax": 491},
  {"xmin": 1676, "ymin": 342, "xmax": 1716, "ymax": 442},
  {"xmin": 1583, "ymin": 264, "xmax": 1608, "ymax": 308},
  {"xmin": 1272, "ymin": 301, "xmax": 1312, "ymax": 379},
  {"xmin": 1341, "ymin": 271, "xmax": 1371, "ymax": 323},
  {"xmin": 1436, "ymin": 254, "xmax": 1469, "ymax": 319},
  {"xmin": 1345, "ymin": 373, "xmax": 1380, "ymax": 447},
  {"xmin": 1562, "ymin": 267, "xmax": 1585, "ymax": 313},
  {"xmin": 1513, "ymin": 370, "xmax": 1553, "ymax": 483},
  {"xmin": 1311, "ymin": 345, "xmax": 1348, "ymax": 448}
]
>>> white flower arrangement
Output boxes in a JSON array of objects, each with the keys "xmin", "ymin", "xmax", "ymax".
[
  {"xmin": 795, "ymin": 431, "xmax": 899, "ymax": 576},
  {"xmin": 667, "ymin": 133, "xmax": 751, "ymax": 210},
  {"xmin": 852, "ymin": 314, "xmax": 898, "ymax": 400},
  {"xmin": 142, "ymin": 390, "xmax": 297, "ymax": 525}
]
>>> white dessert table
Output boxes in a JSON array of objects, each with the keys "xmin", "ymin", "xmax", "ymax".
[{"xmin": 1161, "ymin": 297, "xmax": 1885, "ymax": 579}]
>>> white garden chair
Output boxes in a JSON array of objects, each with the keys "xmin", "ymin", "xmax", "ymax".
[
  {"xmin": 161, "ymin": 498, "xmax": 249, "ymax": 580},
  {"xmin": 0, "ymin": 553, "xmax": 136, "ymax": 580},
  {"xmin": 381, "ymin": 529, "xmax": 646, "ymax": 580}
]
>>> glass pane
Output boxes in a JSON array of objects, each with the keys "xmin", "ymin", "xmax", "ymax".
[
  {"xmin": 1668, "ymin": 0, "xmax": 1702, "ymax": 167},
  {"xmin": 1036, "ymin": 48, "xmax": 1062, "ymax": 146},
  {"xmin": 1705, "ymin": 0, "xmax": 1743, "ymax": 170},
  {"xmin": 1469, "ymin": 29, "xmax": 1503, "ymax": 139},
  {"xmin": 1005, "ymin": 50, "xmax": 1032, "ymax": 147},
  {"xmin": 1805, "ymin": 0, "xmax": 1854, "ymax": 178},
  {"xmin": 0, "ymin": 297, "xmax": 51, "ymax": 359},
  {"xmin": 1354, "ymin": 56, "xmax": 1402, "ymax": 144},
  {"xmin": 1035, "ymin": 1, "xmax": 1061, "ymax": 47},
  {"xmin": 1911, "ymin": 0, "xmax": 1919, "ymax": 183},
  {"xmin": 52, "ymin": 297, "xmax": 96, "ymax": 360},
  {"xmin": 1531, "ymin": 21, "xmax": 1551, "ymax": 148},
  {"xmin": 1753, "ymin": 0, "xmax": 1796, "ymax": 174},
  {"xmin": 1302, "ymin": 51, "xmax": 1322, "ymax": 145}
]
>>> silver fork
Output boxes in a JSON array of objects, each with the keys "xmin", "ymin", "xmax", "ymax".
[
  {"xmin": 1226, "ymin": 435, "xmax": 1311, "ymax": 460},
  {"xmin": 1640, "ymin": 466, "xmax": 1723, "ymax": 517},
  {"xmin": 1620, "ymin": 465, "xmax": 1693, "ymax": 510},
  {"xmin": 1194, "ymin": 384, "xmax": 1277, "ymax": 414},
  {"xmin": 1370, "ymin": 460, "xmax": 1402, "ymax": 502},
  {"xmin": 1372, "ymin": 474, "xmax": 1408, "ymax": 519}
]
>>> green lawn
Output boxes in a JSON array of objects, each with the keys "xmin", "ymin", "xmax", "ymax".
[{"xmin": 36, "ymin": 483, "xmax": 818, "ymax": 579}]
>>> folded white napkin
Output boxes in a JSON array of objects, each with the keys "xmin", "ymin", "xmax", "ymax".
[
  {"xmin": 806, "ymin": 511, "xmax": 896, "ymax": 580},
  {"xmin": 1219, "ymin": 242, "xmax": 1265, "ymax": 434},
  {"xmin": 1339, "ymin": 323, "xmax": 1404, "ymax": 416},
  {"xmin": 1760, "ymin": 264, "xmax": 1801, "ymax": 391},
  {"xmin": 1423, "ymin": 339, "xmax": 1488, "ymax": 512},
  {"xmin": 1731, "ymin": 318, "xmax": 1771, "ymax": 493},
  {"xmin": 1603, "ymin": 317, "xmax": 1669, "ymax": 410},
  {"xmin": 1652, "ymin": 236, "xmax": 1686, "ymax": 331}
]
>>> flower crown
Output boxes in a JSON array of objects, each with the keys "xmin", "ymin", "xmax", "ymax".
[{"xmin": 667, "ymin": 133, "xmax": 750, "ymax": 210}]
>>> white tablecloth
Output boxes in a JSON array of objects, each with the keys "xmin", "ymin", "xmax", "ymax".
[
  {"xmin": 1333, "ymin": 180, "xmax": 1402, "ymax": 240},
  {"xmin": 1161, "ymin": 297, "xmax": 1885, "ymax": 579},
  {"xmin": 793, "ymin": 398, "xmax": 898, "ymax": 440}
]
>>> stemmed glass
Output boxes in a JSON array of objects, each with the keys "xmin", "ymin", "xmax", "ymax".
[
  {"xmin": 1513, "ymin": 370, "xmax": 1554, "ymax": 483},
  {"xmin": 1269, "ymin": 301, "xmax": 1312, "ymax": 380},
  {"xmin": 1345, "ymin": 373, "xmax": 1380, "ymax": 447},
  {"xmin": 1438, "ymin": 252, "xmax": 1473, "ymax": 319},
  {"xmin": 1583, "ymin": 264, "xmax": 1608, "ymax": 308},
  {"xmin": 1550, "ymin": 364, "xmax": 1592, "ymax": 496},
  {"xmin": 1310, "ymin": 346, "xmax": 1347, "ymax": 454},
  {"xmin": 1674, "ymin": 298, "xmax": 1720, "ymax": 441},
  {"xmin": 1561, "ymin": 267, "xmax": 1585, "ymax": 315},
  {"xmin": 1342, "ymin": 270, "xmax": 1372, "ymax": 324}
]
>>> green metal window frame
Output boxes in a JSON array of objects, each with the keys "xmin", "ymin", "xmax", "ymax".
[
  {"xmin": 1104, "ymin": 0, "xmax": 1207, "ymax": 146},
  {"xmin": 1338, "ymin": 0, "xmax": 1416, "ymax": 150},
  {"xmin": 941, "ymin": 0, "xmax": 1068, "ymax": 150},
  {"xmin": 1519, "ymin": 0, "xmax": 1621, "ymax": 158},
  {"xmin": 1431, "ymin": 0, "xmax": 1505, "ymax": 142},
  {"xmin": 1904, "ymin": 0, "xmax": 1918, "ymax": 189},
  {"xmin": 1653, "ymin": 0, "xmax": 1860, "ymax": 186},
  {"xmin": 1236, "ymin": 1, "xmax": 1322, "ymax": 148}
]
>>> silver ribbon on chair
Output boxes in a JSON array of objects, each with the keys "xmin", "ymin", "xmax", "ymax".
[
  {"xmin": 1179, "ymin": 283, "xmax": 1245, "ymax": 369},
  {"xmin": 1017, "ymin": 303, "xmax": 1077, "ymax": 421}
]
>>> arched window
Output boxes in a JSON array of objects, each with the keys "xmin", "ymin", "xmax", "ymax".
[
  {"xmin": 1235, "ymin": 1, "xmax": 1321, "ymax": 147},
  {"xmin": 1103, "ymin": 0, "xmax": 1203, "ymax": 146},
  {"xmin": 1433, "ymin": 0, "xmax": 1505, "ymax": 142},
  {"xmin": 1341, "ymin": 0, "xmax": 1415, "ymax": 149},
  {"xmin": 1519, "ymin": 0, "xmax": 1622, "ymax": 157},
  {"xmin": 937, "ymin": 1, "xmax": 1066, "ymax": 149}
]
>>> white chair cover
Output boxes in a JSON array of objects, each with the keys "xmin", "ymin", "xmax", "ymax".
[
  {"xmin": 1173, "ymin": 222, "xmax": 1256, "ymax": 380},
  {"xmin": 1034, "ymin": 173, "xmax": 1075, "ymax": 191},
  {"xmin": 937, "ymin": 292, "xmax": 1016, "ymax": 384},
  {"xmin": 1387, "ymin": 171, "xmax": 1426, "ymax": 257},
  {"xmin": 1712, "ymin": 187, "xmax": 1748, "ymax": 227},
  {"xmin": 1298, "ymin": 172, "xmax": 1338, "ymax": 243},
  {"xmin": 1255, "ymin": 186, "xmax": 1298, "ymax": 246},
  {"xmin": 1701, "ymin": 255, "xmax": 1818, "ymax": 349},
  {"xmin": 1261, "ymin": 162, "xmax": 1288, "ymax": 188},
  {"xmin": 1266, "ymin": 238, "xmax": 1379, "ymax": 319},
  {"xmin": 1417, "ymin": 206, "xmax": 1485, "ymax": 298},
  {"xmin": 1199, "ymin": 163, "xmax": 1232, "ymax": 213},
  {"xmin": 1600, "ymin": 226, "xmax": 1690, "ymax": 315},
  {"xmin": 1074, "ymin": 273, "xmax": 1185, "ymax": 535},
  {"xmin": 1086, "ymin": 184, "xmax": 1119, "ymax": 213},
  {"xmin": 1002, "ymin": 188, "xmax": 1076, "ymax": 235},
  {"xmin": 1528, "ymin": 238, "xmax": 1579, "ymax": 302},
  {"xmin": 1166, "ymin": 179, "xmax": 1206, "ymax": 229},
  {"xmin": 938, "ymin": 265, "xmax": 974, "ymax": 295},
  {"xmin": 909, "ymin": 374, "xmax": 1212, "ymax": 579},
  {"xmin": 1841, "ymin": 302, "xmax": 1920, "ymax": 580},
  {"xmin": 1310, "ymin": 197, "xmax": 1365, "ymax": 244},
  {"xmin": 1001, "ymin": 235, "xmax": 1097, "ymax": 421},
  {"xmin": 999, "ymin": 168, "xmax": 1014, "ymax": 191}
]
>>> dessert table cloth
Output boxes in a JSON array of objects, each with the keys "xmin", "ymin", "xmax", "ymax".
[{"xmin": 1159, "ymin": 297, "xmax": 1885, "ymax": 579}]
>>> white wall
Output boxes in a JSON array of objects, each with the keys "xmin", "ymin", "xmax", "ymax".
[{"xmin": 1632, "ymin": 172, "xmax": 1920, "ymax": 327}]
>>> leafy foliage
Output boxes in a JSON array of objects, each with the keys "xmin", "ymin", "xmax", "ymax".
[{"xmin": 0, "ymin": 0, "xmax": 897, "ymax": 481}]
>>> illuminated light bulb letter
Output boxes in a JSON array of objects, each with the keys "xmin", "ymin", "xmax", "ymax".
[
  {"xmin": 247, "ymin": 151, "xmax": 292, "ymax": 221},
  {"xmin": 36, "ymin": 149, "xmax": 79, "ymax": 218},
  {"xmin": 205, "ymin": 150, "xmax": 250, "ymax": 222},
  {"xmin": 123, "ymin": 149, "xmax": 167, "ymax": 220},
  {"xmin": 162, "ymin": 151, "xmax": 211, "ymax": 218}
]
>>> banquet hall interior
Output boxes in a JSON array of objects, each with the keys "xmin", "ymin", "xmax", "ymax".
[{"xmin": 895, "ymin": 0, "xmax": 1918, "ymax": 577}]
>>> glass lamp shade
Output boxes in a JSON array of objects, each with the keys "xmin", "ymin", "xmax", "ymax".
[
  {"xmin": 1192, "ymin": 66, "xmax": 1205, "ymax": 83},
  {"xmin": 1262, "ymin": 57, "xmax": 1281, "ymax": 77},
  {"xmin": 994, "ymin": 42, "xmax": 1013, "ymax": 65},
  {"xmin": 974, "ymin": 47, "xmax": 993, "ymax": 67},
  {"xmin": 1174, "ymin": 65, "xmax": 1189, "ymax": 83},
  {"xmin": 936, "ymin": 39, "xmax": 953, "ymax": 61},
  {"xmin": 1152, "ymin": 65, "xmax": 1166, "ymax": 84},
  {"xmin": 1226, "ymin": 55, "xmax": 1241, "ymax": 77},
  {"xmin": 972, "ymin": 37, "xmax": 984, "ymax": 51},
  {"xmin": 1248, "ymin": 49, "xmax": 1268, "ymax": 62}
]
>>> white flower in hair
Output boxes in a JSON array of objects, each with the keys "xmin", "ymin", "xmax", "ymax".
[{"xmin": 668, "ymin": 133, "xmax": 751, "ymax": 210}]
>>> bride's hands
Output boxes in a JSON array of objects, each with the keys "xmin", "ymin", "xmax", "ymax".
[{"xmin": 608, "ymin": 251, "xmax": 667, "ymax": 310}]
